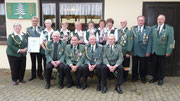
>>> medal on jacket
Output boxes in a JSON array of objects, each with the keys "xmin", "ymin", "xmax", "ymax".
[
  {"xmin": 142, "ymin": 33, "xmax": 148, "ymax": 44},
  {"xmin": 120, "ymin": 33, "xmax": 127, "ymax": 46}
]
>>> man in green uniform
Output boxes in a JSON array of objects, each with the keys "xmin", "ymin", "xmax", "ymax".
[
  {"xmin": 117, "ymin": 20, "xmax": 133, "ymax": 82},
  {"xmin": 45, "ymin": 31, "xmax": 66, "ymax": 89},
  {"xmin": 149, "ymin": 14, "xmax": 174, "ymax": 86},
  {"xmin": 131, "ymin": 16, "xmax": 152, "ymax": 84},
  {"xmin": 27, "ymin": 16, "xmax": 44, "ymax": 81},
  {"xmin": 64, "ymin": 36, "xmax": 85, "ymax": 89},
  {"xmin": 81, "ymin": 35, "xmax": 102, "ymax": 91},
  {"xmin": 101, "ymin": 34, "xmax": 124, "ymax": 94}
]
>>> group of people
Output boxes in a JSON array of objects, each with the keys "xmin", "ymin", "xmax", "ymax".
[{"xmin": 6, "ymin": 14, "xmax": 174, "ymax": 94}]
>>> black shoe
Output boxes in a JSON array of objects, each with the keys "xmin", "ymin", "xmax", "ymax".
[
  {"xmin": 123, "ymin": 78, "xmax": 127, "ymax": 82},
  {"xmin": 19, "ymin": 80, "xmax": 26, "ymax": 83},
  {"xmin": 66, "ymin": 83, "xmax": 74, "ymax": 88},
  {"xmin": 81, "ymin": 82, "xmax": 87, "ymax": 90},
  {"xmin": 59, "ymin": 84, "xmax": 64, "ymax": 89},
  {"xmin": 149, "ymin": 78, "xmax": 158, "ymax": 83},
  {"xmin": 76, "ymin": 84, "xmax": 81, "ymax": 89},
  {"xmin": 29, "ymin": 77, "xmax": 36, "ymax": 81},
  {"xmin": 158, "ymin": 80, "xmax": 163, "ymax": 86},
  {"xmin": 39, "ymin": 76, "xmax": 44, "ymax": 80},
  {"xmin": 96, "ymin": 85, "xmax": 101, "ymax": 91},
  {"xmin": 115, "ymin": 86, "xmax": 123, "ymax": 94},
  {"xmin": 141, "ymin": 79, "xmax": 147, "ymax": 84},
  {"xmin": 45, "ymin": 83, "xmax": 50, "ymax": 89},
  {"xmin": 131, "ymin": 78, "xmax": 138, "ymax": 82},
  {"xmin": 101, "ymin": 86, "xmax": 107, "ymax": 94}
]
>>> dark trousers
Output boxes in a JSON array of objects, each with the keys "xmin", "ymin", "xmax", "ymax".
[
  {"xmin": 132, "ymin": 56, "xmax": 147, "ymax": 80},
  {"xmin": 82, "ymin": 64, "xmax": 101, "ymax": 85},
  {"xmin": 64, "ymin": 65, "xmax": 83, "ymax": 85},
  {"xmin": 46, "ymin": 62, "xmax": 65, "ymax": 85},
  {"xmin": 101, "ymin": 64, "xmax": 124, "ymax": 86},
  {"xmin": 7, "ymin": 55, "xmax": 26, "ymax": 82},
  {"xmin": 123, "ymin": 56, "xmax": 130, "ymax": 80},
  {"xmin": 30, "ymin": 53, "xmax": 42, "ymax": 77},
  {"xmin": 152, "ymin": 54, "xmax": 167, "ymax": 81},
  {"xmin": 39, "ymin": 54, "xmax": 46, "ymax": 78}
]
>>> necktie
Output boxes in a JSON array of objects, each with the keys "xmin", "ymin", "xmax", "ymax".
[
  {"xmin": 53, "ymin": 43, "xmax": 58, "ymax": 61},
  {"xmin": 157, "ymin": 26, "xmax": 161, "ymax": 35},
  {"xmin": 91, "ymin": 46, "xmax": 94, "ymax": 53},
  {"xmin": 34, "ymin": 27, "xmax": 37, "ymax": 34},
  {"xmin": 138, "ymin": 26, "xmax": 141, "ymax": 35},
  {"xmin": 73, "ymin": 46, "xmax": 76, "ymax": 54},
  {"xmin": 111, "ymin": 45, "xmax": 113, "ymax": 54}
]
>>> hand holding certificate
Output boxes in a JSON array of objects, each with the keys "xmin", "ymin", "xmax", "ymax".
[{"xmin": 28, "ymin": 37, "xmax": 40, "ymax": 53}]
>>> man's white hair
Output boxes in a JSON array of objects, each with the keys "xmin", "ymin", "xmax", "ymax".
[
  {"xmin": 108, "ymin": 34, "xmax": 116, "ymax": 39},
  {"xmin": 52, "ymin": 31, "xmax": 60, "ymax": 37}
]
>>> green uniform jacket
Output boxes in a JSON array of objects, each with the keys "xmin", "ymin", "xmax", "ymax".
[
  {"xmin": 57, "ymin": 29, "xmax": 71, "ymax": 43},
  {"xmin": 27, "ymin": 26, "xmax": 44, "ymax": 37},
  {"xmin": 152, "ymin": 24, "xmax": 174, "ymax": 55},
  {"xmin": 6, "ymin": 33, "xmax": 28, "ymax": 57},
  {"xmin": 65, "ymin": 44, "xmax": 85, "ymax": 66},
  {"xmin": 131, "ymin": 26, "xmax": 152, "ymax": 57},
  {"xmin": 45, "ymin": 40, "xmax": 67, "ymax": 64},
  {"xmin": 84, "ymin": 43, "xmax": 103, "ymax": 65},
  {"xmin": 103, "ymin": 44, "xmax": 124, "ymax": 66},
  {"xmin": 117, "ymin": 27, "xmax": 133, "ymax": 55}
]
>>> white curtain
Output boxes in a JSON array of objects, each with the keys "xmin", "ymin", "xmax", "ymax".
[
  {"xmin": 60, "ymin": 3, "xmax": 102, "ymax": 16},
  {"xmin": 42, "ymin": 3, "xmax": 56, "ymax": 15},
  {"xmin": 0, "ymin": 3, "xmax": 5, "ymax": 15}
]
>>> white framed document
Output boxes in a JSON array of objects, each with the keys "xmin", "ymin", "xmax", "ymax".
[{"xmin": 28, "ymin": 37, "xmax": 40, "ymax": 53}]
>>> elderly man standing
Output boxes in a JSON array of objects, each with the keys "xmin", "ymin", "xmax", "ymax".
[
  {"xmin": 101, "ymin": 34, "xmax": 124, "ymax": 94},
  {"xmin": 81, "ymin": 35, "xmax": 103, "ymax": 91},
  {"xmin": 131, "ymin": 16, "xmax": 152, "ymax": 84},
  {"xmin": 150, "ymin": 15, "xmax": 174, "ymax": 86},
  {"xmin": 117, "ymin": 20, "xmax": 133, "ymax": 82},
  {"xmin": 27, "ymin": 16, "xmax": 44, "ymax": 81},
  {"xmin": 64, "ymin": 36, "xmax": 85, "ymax": 89},
  {"xmin": 45, "ymin": 31, "xmax": 66, "ymax": 89}
]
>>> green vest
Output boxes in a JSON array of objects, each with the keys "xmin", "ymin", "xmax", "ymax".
[
  {"xmin": 6, "ymin": 33, "xmax": 28, "ymax": 57},
  {"xmin": 57, "ymin": 29, "xmax": 71, "ymax": 43}
]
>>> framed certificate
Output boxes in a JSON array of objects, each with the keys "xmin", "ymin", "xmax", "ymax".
[{"xmin": 28, "ymin": 37, "xmax": 40, "ymax": 53}]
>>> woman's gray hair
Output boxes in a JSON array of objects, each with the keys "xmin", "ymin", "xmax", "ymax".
[
  {"xmin": 45, "ymin": 19, "xmax": 52, "ymax": 25},
  {"xmin": 13, "ymin": 23, "xmax": 22, "ymax": 28}
]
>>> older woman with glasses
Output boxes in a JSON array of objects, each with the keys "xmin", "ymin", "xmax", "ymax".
[{"xmin": 6, "ymin": 23, "xmax": 28, "ymax": 85}]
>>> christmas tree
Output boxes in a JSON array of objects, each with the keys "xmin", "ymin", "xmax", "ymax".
[{"xmin": 15, "ymin": 3, "xmax": 26, "ymax": 19}]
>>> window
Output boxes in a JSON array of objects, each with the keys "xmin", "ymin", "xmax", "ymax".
[
  {"xmin": 0, "ymin": 3, "xmax": 6, "ymax": 42},
  {"xmin": 59, "ymin": 3, "xmax": 102, "ymax": 31},
  {"xmin": 42, "ymin": 3, "xmax": 56, "ymax": 30}
]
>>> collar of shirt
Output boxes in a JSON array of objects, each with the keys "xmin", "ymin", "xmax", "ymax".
[
  {"xmin": 73, "ymin": 45, "xmax": 78, "ymax": 49},
  {"xmin": 122, "ymin": 27, "xmax": 127, "ymax": 32},
  {"xmin": 107, "ymin": 27, "xmax": 115, "ymax": 31},
  {"xmin": 87, "ymin": 29, "xmax": 96, "ymax": 33},
  {"xmin": 44, "ymin": 28, "xmax": 54, "ymax": 34},
  {"xmin": 138, "ymin": 25, "xmax": 144, "ymax": 32},
  {"xmin": 14, "ymin": 31, "xmax": 23, "ymax": 40},
  {"xmin": 60, "ymin": 29, "xmax": 69, "ymax": 35},
  {"xmin": 75, "ymin": 29, "xmax": 83, "ymax": 36},
  {"xmin": 109, "ymin": 44, "xmax": 115, "ymax": 49},
  {"xmin": 158, "ymin": 23, "xmax": 164, "ymax": 32},
  {"xmin": 91, "ymin": 44, "xmax": 96, "ymax": 51}
]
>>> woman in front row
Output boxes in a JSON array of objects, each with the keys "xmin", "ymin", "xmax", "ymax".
[{"xmin": 6, "ymin": 23, "xmax": 28, "ymax": 85}]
